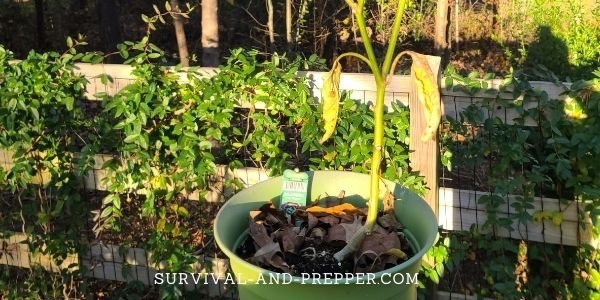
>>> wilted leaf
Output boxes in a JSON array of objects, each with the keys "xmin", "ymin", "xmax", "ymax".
[
  {"xmin": 258, "ymin": 203, "xmax": 286, "ymax": 224},
  {"xmin": 319, "ymin": 61, "xmax": 342, "ymax": 144},
  {"xmin": 359, "ymin": 227, "xmax": 401, "ymax": 257},
  {"xmin": 354, "ymin": 250, "xmax": 381, "ymax": 273},
  {"xmin": 410, "ymin": 52, "xmax": 442, "ymax": 141},
  {"xmin": 249, "ymin": 210, "xmax": 262, "ymax": 220},
  {"xmin": 248, "ymin": 219, "xmax": 272, "ymax": 247},
  {"xmin": 326, "ymin": 224, "xmax": 346, "ymax": 242},
  {"xmin": 385, "ymin": 248, "xmax": 408, "ymax": 260},
  {"xmin": 319, "ymin": 215, "xmax": 340, "ymax": 225},
  {"xmin": 252, "ymin": 241, "xmax": 290, "ymax": 272},
  {"xmin": 278, "ymin": 226, "xmax": 303, "ymax": 253},
  {"xmin": 340, "ymin": 216, "xmax": 364, "ymax": 243},
  {"xmin": 383, "ymin": 191, "xmax": 394, "ymax": 213},
  {"xmin": 310, "ymin": 227, "xmax": 326, "ymax": 240},
  {"xmin": 377, "ymin": 213, "xmax": 399, "ymax": 230},
  {"xmin": 394, "ymin": 51, "xmax": 441, "ymax": 141},
  {"xmin": 307, "ymin": 213, "xmax": 318, "ymax": 231},
  {"xmin": 306, "ymin": 202, "xmax": 362, "ymax": 217}
]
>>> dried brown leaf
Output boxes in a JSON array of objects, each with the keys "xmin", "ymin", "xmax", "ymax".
[
  {"xmin": 359, "ymin": 230, "xmax": 401, "ymax": 257},
  {"xmin": 340, "ymin": 216, "xmax": 364, "ymax": 243},
  {"xmin": 252, "ymin": 241, "xmax": 290, "ymax": 272},
  {"xmin": 377, "ymin": 213, "xmax": 399, "ymax": 230},
  {"xmin": 307, "ymin": 213, "xmax": 318, "ymax": 231},
  {"xmin": 383, "ymin": 191, "xmax": 395, "ymax": 213},
  {"xmin": 279, "ymin": 226, "xmax": 303, "ymax": 253},
  {"xmin": 248, "ymin": 219, "xmax": 272, "ymax": 247},
  {"xmin": 319, "ymin": 215, "xmax": 340, "ymax": 225},
  {"xmin": 326, "ymin": 224, "xmax": 346, "ymax": 242},
  {"xmin": 310, "ymin": 227, "xmax": 326, "ymax": 239},
  {"xmin": 249, "ymin": 210, "xmax": 262, "ymax": 220},
  {"xmin": 258, "ymin": 203, "xmax": 286, "ymax": 224}
]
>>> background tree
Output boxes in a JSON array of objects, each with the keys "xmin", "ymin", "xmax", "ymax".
[
  {"xmin": 170, "ymin": 0, "xmax": 190, "ymax": 67},
  {"xmin": 434, "ymin": 0, "xmax": 449, "ymax": 57},
  {"xmin": 201, "ymin": 0, "xmax": 219, "ymax": 67}
]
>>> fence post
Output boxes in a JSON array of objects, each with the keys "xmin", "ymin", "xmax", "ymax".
[{"xmin": 408, "ymin": 55, "xmax": 441, "ymax": 217}]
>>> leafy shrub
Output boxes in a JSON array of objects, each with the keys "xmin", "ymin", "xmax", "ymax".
[
  {"xmin": 300, "ymin": 95, "xmax": 426, "ymax": 194},
  {"xmin": 0, "ymin": 40, "xmax": 102, "ymax": 297},
  {"xmin": 438, "ymin": 66, "xmax": 600, "ymax": 298}
]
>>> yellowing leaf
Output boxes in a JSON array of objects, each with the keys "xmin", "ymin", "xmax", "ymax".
[
  {"xmin": 385, "ymin": 248, "xmax": 408, "ymax": 260},
  {"xmin": 410, "ymin": 52, "xmax": 442, "ymax": 142},
  {"xmin": 323, "ymin": 151, "xmax": 337, "ymax": 162},
  {"xmin": 551, "ymin": 211, "xmax": 563, "ymax": 226},
  {"xmin": 564, "ymin": 96, "xmax": 588, "ymax": 120},
  {"xmin": 319, "ymin": 61, "xmax": 342, "ymax": 144}
]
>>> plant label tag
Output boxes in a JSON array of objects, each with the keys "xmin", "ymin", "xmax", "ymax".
[{"xmin": 280, "ymin": 169, "xmax": 309, "ymax": 208}]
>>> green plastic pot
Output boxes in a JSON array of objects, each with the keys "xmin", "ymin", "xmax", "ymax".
[{"xmin": 214, "ymin": 171, "xmax": 438, "ymax": 300}]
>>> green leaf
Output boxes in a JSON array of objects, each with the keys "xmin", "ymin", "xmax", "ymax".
[
  {"xmin": 124, "ymin": 133, "xmax": 140, "ymax": 143},
  {"xmin": 29, "ymin": 107, "xmax": 39, "ymax": 122},
  {"xmin": 102, "ymin": 194, "xmax": 116, "ymax": 205},
  {"xmin": 64, "ymin": 97, "xmax": 74, "ymax": 111},
  {"xmin": 100, "ymin": 206, "xmax": 113, "ymax": 218}
]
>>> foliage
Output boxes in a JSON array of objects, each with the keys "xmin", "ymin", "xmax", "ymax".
[
  {"xmin": 206, "ymin": 48, "xmax": 324, "ymax": 176},
  {"xmin": 0, "ymin": 39, "xmax": 102, "ymax": 297},
  {"xmin": 301, "ymin": 96, "xmax": 426, "ymax": 194},
  {"xmin": 434, "ymin": 65, "xmax": 600, "ymax": 298},
  {"xmin": 499, "ymin": 0, "xmax": 600, "ymax": 80}
]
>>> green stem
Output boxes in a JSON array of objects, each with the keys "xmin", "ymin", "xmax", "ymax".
[
  {"xmin": 334, "ymin": 0, "xmax": 411, "ymax": 262},
  {"xmin": 352, "ymin": 2, "xmax": 382, "ymax": 80},
  {"xmin": 382, "ymin": 0, "xmax": 410, "ymax": 76},
  {"xmin": 332, "ymin": 52, "xmax": 377, "ymax": 77},
  {"xmin": 365, "ymin": 0, "xmax": 410, "ymax": 231}
]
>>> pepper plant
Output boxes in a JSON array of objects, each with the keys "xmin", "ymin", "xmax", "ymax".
[{"xmin": 321, "ymin": 0, "xmax": 441, "ymax": 260}]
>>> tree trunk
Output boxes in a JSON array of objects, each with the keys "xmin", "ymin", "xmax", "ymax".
[
  {"xmin": 286, "ymin": 0, "xmax": 292, "ymax": 48},
  {"xmin": 266, "ymin": 0, "xmax": 275, "ymax": 50},
  {"xmin": 201, "ymin": 0, "xmax": 220, "ymax": 67},
  {"xmin": 35, "ymin": 0, "xmax": 46, "ymax": 51},
  {"xmin": 434, "ymin": 0, "xmax": 449, "ymax": 56},
  {"xmin": 96, "ymin": 0, "xmax": 121, "ymax": 63},
  {"xmin": 170, "ymin": 0, "xmax": 190, "ymax": 67}
]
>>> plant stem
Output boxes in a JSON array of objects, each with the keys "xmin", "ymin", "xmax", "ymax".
[
  {"xmin": 365, "ymin": 0, "xmax": 410, "ymax": 231},
  {"xmin": 334, "ymin": 0, "xmax": 410, "ymax": 261},
  {"xmin": 382, "ymin": 0, "xmax": 410, "ymax": 76}
]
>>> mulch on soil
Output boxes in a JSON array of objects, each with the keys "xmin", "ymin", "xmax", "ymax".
[{"xmin": 236, "ymin": 193, "xmax": 414, "ymax": 276}]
